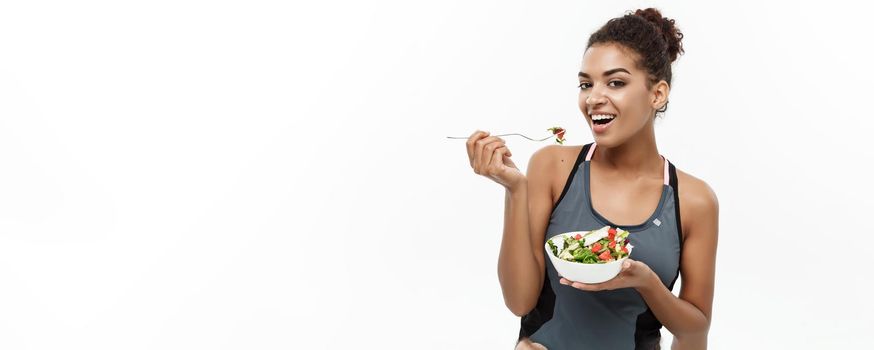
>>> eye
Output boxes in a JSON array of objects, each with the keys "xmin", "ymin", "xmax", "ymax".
[{"xmin": 578, "ymin": 81, "xmax": 625, "ymax": 90}]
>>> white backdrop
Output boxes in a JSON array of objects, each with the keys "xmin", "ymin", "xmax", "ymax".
[{"xmin": 1, "ymin": 0, "xmax": 872, "ymax": 349}]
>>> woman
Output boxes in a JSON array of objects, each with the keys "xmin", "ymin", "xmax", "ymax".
[{"xmin": 465, "ymin": 8, "xmax": 718, "ymax": 350}]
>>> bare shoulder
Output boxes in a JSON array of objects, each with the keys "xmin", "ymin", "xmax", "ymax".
[
  {"xmin": 676, "ymin": 169, "xmax": 718, "ymax": 210},
  {"xmin": 528, "ymin": 144, "xmax": 579, "ymax": 173},
  {"xmin": 525, "ymin": 145, "xmax": 562, "ymax": 198},
  {"xmin": 531, "ymin": 144, "xmax": 586, "ymax": 165},
  {"xmin": 528, "ymin": 144, "xmax": 585, "ymax": 202},
  {"xmin": 529, "ymin": 144, "xmax": 565, "ymax": 161},
  {"xmin": 675, "ymin": 168, "xmax": 719, "ymax": 237}
]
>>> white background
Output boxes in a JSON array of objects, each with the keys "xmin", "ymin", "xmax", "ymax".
[{"xmin": 1, "ymin": 0, "xmax": 872, "ymax": 349}]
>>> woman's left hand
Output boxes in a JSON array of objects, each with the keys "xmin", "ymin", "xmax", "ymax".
[{"xmin": 559, "ymin": 259, "xmax": 655, "ymax": 291}]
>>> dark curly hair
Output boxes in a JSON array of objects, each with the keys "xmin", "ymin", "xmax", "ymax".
[{"xmin": 586, "ymin": 8, "xmax": 684, "ymax": 116}]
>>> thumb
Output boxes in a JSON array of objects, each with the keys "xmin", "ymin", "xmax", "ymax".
[
  {"xmin": 622, "ymin": 259, "xmax": 634, "ymax": 271},
  {"xmin": 503, "ymin": 154, "xmax": 517, "ymax": 168}
]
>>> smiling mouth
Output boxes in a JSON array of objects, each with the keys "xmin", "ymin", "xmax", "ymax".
[{"xmin": 591, "ymin": 114, "xmax": 616, "ymax": 125}]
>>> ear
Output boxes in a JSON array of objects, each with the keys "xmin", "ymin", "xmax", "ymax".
[{"xmin": 651, "ymin": 80, "xmax": 670, "ymax": 110}]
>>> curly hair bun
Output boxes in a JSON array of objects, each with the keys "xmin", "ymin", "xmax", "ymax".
[{"xmin": 632, "ymin": 8, "xmax": 684, "ymax": 63}]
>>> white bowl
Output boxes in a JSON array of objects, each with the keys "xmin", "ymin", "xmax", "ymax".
[{"xmin": 544, "ymin": 232, "xmax": 630, "ymax": 284}]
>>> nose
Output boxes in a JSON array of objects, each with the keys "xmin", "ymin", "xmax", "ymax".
[{"xmin": 585, "ymin": 90, "xmax": 606, "ymax": 107}]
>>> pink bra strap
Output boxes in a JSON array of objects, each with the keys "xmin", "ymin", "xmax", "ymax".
[
  {"xmin": 585, "ymin": 143, "xmax": 597, "ymax": 161},
  {"xmin": 662, "ymin": 156, "xmax": 670, "ymax": 186}
]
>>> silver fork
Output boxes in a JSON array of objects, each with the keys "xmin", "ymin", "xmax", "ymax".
[{"xmin": 446, "ymin": 133, "xmax": 556, "ymax": 142}]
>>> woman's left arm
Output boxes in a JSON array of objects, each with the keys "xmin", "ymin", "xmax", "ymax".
[
  {"xmin": 559, "ymin": 178, "xmax": 719, "ymax": 349},
  {"xmin": 638, "ymin": 179, "xmax": 718, "ymax": 348}
]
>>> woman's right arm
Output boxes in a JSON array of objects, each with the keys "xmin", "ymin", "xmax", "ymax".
[
  {"xmin": 498, "ymin": 145, "xmax": 555, "ymax": 316},
  {"xmin": 465, "ymin": 130, "xmax": 555, "ymax": 317}
]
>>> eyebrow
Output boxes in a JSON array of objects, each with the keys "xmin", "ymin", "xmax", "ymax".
[{"xmin": 578, "ymin": 68, "xmax": 631, "ymax": 78}]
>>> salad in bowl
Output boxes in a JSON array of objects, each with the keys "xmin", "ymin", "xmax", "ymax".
[{"xmin": 545, "ymin": 225, "xmax": 634, "ymax": 284}]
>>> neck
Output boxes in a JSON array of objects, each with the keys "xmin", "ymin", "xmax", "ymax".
[{"xmin": 594, "ymin": 123, "xmax": 661, "ymax": 177}]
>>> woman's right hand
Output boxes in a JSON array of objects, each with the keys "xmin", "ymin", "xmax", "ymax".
[
  {"xmin": 466, "ymin": 130, "xmax": 526, "ymax": 191},
  {"xmin": 515, "ymin": 338, "xmax": 548, "ymax": 350}
]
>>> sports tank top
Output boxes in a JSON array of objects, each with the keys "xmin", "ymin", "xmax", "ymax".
[{"xmin": 520, "ymin": 142, "xmax": 684, "ymax": 350}]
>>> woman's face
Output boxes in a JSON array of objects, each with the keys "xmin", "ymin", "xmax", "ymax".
[{"xmin": 577, "ymin": 43, "xmax": 666, "ymax": 147}]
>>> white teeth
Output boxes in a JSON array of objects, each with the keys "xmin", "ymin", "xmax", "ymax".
[{"xmin": 592, "ymin": 114, "xmax": 616, "ymax": 121}]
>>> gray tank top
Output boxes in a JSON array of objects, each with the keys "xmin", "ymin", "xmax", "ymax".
[{"xmin": 522, "ymin": 142, "xmax": 683, "ymax": 350}]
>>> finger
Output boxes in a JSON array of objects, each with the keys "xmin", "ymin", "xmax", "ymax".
[
  {"xmin": 615, "ymin": 260, "xmax": 630, "ymax": 275},
  {"xmin": 503, "ymin": 151, "xmax": 517, "ymax": 169},
  {"xmin": 561, "ymin": 277, "xmax": 612, "ymax": 291},
  {"xmin": 474, "ymin": 135, "xmax": 490, "ymax": 173},
  {"xmin": 570, "ymin": 280, "xmax": 606, "ymax": 291},
  {"xmin": 477, "ymin": 136, "xmax": 504, "ymax": 172},
  {"xmin": 618, "ymin": 259, "xmax": 638, "ymax": 276},
  {"xmin": 560, "ymin": 277, "xmax": 592, "ymax": 290},
  {"xmin": 479, "ymin": 137, "xmax": 503, "ymax": 169},
  {"xmin": 504, "ymin": 146, "xmax": 513, "ymax": 157},
  {"xmin": 473, "ymin": 135, "xmax": 499, "ymax": 173},
  {"xmin": 466, "ymin": 130, "xmax": 488, "ymax": 168},
  {"xmin": 487, "ymin": 145, "xmax": 510, "ymax": 173}
]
